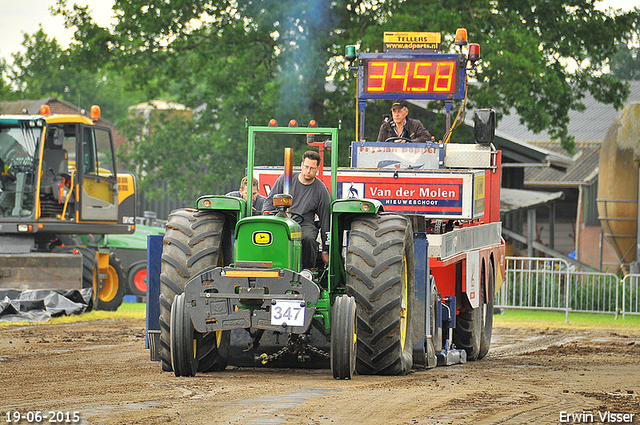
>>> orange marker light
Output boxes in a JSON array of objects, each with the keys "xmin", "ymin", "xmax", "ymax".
[
  {"xmin": 289, "ymin": 119, "xmax": 298, "ymax": 127},
  {"xmin": 455, "ymin": 28, "xmax": 468, "ymax": 46},
  {"xmin": 269, "ymin": 119, "xmax": 278, "ymax": 127},
  {"xmin": 309, "ymin": 120, "xmax": 317, "ymax": 127},
  {"xmin": 90, "ymin": 105, "xmax": 101, "ymax": 121},
  {"xmin": 40, "ymin": 105, "xmax": 51, "ymax": 115}
]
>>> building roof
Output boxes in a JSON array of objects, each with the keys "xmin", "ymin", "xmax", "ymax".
[
  {"xmin": 500, "ymin": 188, "xmax": 565, "ymax": 213},
  {"xmin": 524, "ymin": 141, "xmax": 601, "ymax": 188},
  {"xmin": 413, "ymin": 81, "xmax": 640, "ymax": 172},
  {"xmin": 487, "ymin": 80, "xmax": 640, "ymax": 144}
]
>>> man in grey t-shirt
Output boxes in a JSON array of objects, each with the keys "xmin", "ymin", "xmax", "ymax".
[{"xmin": 263, "ymin": 151, "xmax": 330, "ymax": 269}]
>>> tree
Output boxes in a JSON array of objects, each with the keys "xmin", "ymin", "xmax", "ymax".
[
  {"xmin": 610, "ymin": 41, "xmax": 640, "ymax": 80},
  {"xmin": 53, "ymin": 0, "xmax": 640, "ymax": 196},
  {"xmin": 0, "ymin": 57, "xmax": 17, "ymax": 101}
]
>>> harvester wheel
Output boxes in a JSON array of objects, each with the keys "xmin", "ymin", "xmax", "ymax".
[
  {"xmin": 478, "ymin": 261, "xmax": 495, "ymax": 359},
  {"xmin": 331, "ymin": 295, "xmax": 357, "ymax": 379},
  {"xmin": 170, "ymin": 293, "xmax": 197, "ymax": 377},
  {"xmin": 345, "ymin": 214, "xmax": 415, "ymax": 375},
  {"xmin": 127, "ymin": 262, "xmax": 148, "ymax": 297},
  {"xmin": 77, "ymin": 247, "xmax": 99, "ymax": 310},
  {"xmin": 159, "ymin": 208, "xmax": 232, "ymax": 372},
  {"xmin": 96, "ymin": 253, "xmax": 125, "ymax": 311}
]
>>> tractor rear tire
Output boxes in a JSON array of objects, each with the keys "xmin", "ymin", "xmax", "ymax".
[
  {"xmin": 170, "ymin": 293, "xmax": 197, "ymax": 377},
  {"xmin": 345, "ymin": 214, "xmax": 415, "ymax": 375},
  {"xmin": 195, "ymin": 330, "xmax": 231, "ymax": 372},
  {"xmin": 331, "ymin": 295, "xmax": 357, "ymax": 379},
  {"xmin": 478, "ymin": 261, "xmax": 495, "ymax": 359},
  {"xmin": 159, "ymin": 208, "xmax": 232, "ymax": 372}
]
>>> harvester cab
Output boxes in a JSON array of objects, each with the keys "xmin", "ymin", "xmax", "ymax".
[{"xmin": 0, "ymin": 105, "xmax": 136, "ymax": 310}]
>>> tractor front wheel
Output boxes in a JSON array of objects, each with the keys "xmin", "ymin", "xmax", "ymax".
[
  {"xmin": 170, "ymin": 293, "xmax": 197, "ymax": 377},
  {"xmin": 331, "ymin": 295, "xmax": 357, "ymax": 379}
]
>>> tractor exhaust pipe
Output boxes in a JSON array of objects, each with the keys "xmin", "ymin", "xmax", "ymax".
[{"xmin": 284, "ymin": 147, "xmax": 293, "ymax": 195}]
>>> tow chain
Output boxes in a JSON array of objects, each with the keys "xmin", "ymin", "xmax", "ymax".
[
  {"xmin": 306, "ymin": 344, "xmax": 330, "ymax": 359},
  {"xmin": 256, "ymin": 339, "xmax": 330, "ymax": 364},
  {"xmin": 257, "ymin": 345, "xmax": 290, "ymax": 364}
]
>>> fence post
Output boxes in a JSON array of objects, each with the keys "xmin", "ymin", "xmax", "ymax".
[{"xmin": 565, "ymin": 265, "xmax": 572, "ymax": 323}]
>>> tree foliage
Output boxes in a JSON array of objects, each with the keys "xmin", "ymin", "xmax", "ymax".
[
  {"xmin": 6, "ymin": 0, "xmax": 640, "ymax": 198},
  {"xmin": 611, "ymin": 41, "xmax": 640, "ymax": 80}
]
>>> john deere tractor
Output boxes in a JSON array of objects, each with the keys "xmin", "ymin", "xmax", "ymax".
[{"xmin": 159, "ymin": 123, "xmax": 420, "ymax": 379}]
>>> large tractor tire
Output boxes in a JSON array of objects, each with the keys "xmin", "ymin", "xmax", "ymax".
[
  {"xmin": 159, "ymin": 208, "xmax": 232, "ymax": 372},
  {"xmin": 331, "ymin": 295, "xmax": 357, "ymax": 379},
  {"xmin": 345, "ymin": 214, "xmax": 415, "ymax": 375},
  {"xmin": 95, "ymin": 253, "xmax": 125, "ymax": 311},
  {"xmin": 478, "ymin": 261, "xmax": 496, "ymax": 359}
]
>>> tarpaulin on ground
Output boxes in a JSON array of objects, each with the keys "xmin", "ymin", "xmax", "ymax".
[{"xmin": 0, "ymin": 288, "xmax": 93, "ymax": 322}]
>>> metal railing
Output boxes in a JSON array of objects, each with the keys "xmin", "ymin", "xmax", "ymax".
[{"xmin": 497, "ymin": 257, "xmax": 640, "ymax": 322}]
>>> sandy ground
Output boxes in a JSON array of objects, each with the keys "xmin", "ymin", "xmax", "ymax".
[{"xmin": 1, "ymin": 318, "xmax": 639, "ymax": 425}]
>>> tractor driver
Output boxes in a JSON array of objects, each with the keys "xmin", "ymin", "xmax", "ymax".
[
  {"xmin": 377, "ymin": 99, "xmax": 433, "ymax": 143},
  {"xmin": 263, "ymin": 151, "xmax": 330, "ymax": 270},
  {"xmin": 226, "ymin": 176, "xmax": 266, "ymax": 215}
]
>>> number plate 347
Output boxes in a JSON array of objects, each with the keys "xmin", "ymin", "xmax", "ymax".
[{"xmin": 270, "ymin": 300, "xmax": 305, "ymax": 327}]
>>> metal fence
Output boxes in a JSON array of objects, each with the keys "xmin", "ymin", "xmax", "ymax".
[{"xmin": 497, "ymin": 257, "xmax": 640, "ymax": 322}]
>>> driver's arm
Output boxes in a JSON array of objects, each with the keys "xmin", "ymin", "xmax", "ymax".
[
  {"xmin": 410, "ymin": 119, "xmax": 433, "ymax": 143},
  {"xmin": 377, "ymin": 122, "xmax": 390, "ymax": 142}
]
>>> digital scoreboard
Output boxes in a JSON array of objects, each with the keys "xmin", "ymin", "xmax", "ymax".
[{"xmin": 358, "ymin": 53, "xmax": 466, "ymax": 100}]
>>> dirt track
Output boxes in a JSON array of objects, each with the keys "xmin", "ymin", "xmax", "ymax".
[{"xmin": 1, "ymin": 318, "xmax": 639, "ymax": 425}]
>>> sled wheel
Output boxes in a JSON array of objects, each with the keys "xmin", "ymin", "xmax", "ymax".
[
  {"xmin": 331, "ymin": 295, "xmax": 357, "ymax": 379},
  {"xmin": 478, "ymin": 261, "xmax": 496, "ymax": 359},
  {"xmin": 454, "ymin": 262, "xmax": 486, "ymax": 361}
]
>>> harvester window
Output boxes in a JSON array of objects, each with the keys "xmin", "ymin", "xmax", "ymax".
[
  {"xmin": 95, "ymin": 129, "xmax": 115, "ymax": 178},
  {"xmin": 82, "ymin": 127, "xmax": 97, "ymax": 174},
  {"xmin": 82, "ymin": 127, "xmax": 115, "ymax": 179}
]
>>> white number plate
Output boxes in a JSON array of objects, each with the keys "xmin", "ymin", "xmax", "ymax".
[{"xmin": 270, "ymin": 300, "xmax": 305, "ymax": 327}]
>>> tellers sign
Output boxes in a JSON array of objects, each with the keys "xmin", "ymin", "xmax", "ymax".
[{"xmin": 358, "ymin": 53, "xmax": 466, "ymax": 100}]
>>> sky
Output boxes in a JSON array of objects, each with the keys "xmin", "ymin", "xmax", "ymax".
[{"xmin": 0, "ymin": 0, "xmax": 639, "ymax": 65}]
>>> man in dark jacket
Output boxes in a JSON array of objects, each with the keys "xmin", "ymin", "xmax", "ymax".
[
  {"xmin": 377, "ymin": 99, "xmax": 433, "ymax": 143},
  {"xmin": 226, "ymin": 176, "xmax": 265, "ymax": 215}
]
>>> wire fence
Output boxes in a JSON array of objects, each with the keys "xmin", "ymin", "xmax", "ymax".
[{"xmin": 497, "ymin": 257, "xmax": 640, "ymax": 322}]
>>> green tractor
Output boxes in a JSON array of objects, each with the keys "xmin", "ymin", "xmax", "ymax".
[{"xmin": 160, "ymin": 124, "xmax": 416, "ymax": 379}]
